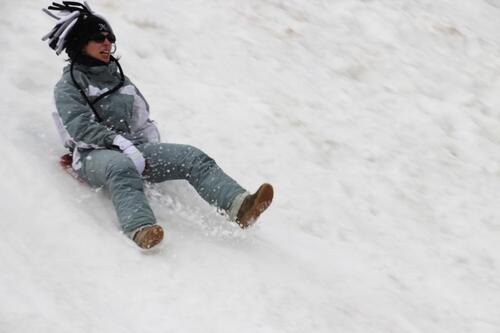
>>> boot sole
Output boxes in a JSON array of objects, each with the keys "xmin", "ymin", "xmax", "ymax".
[
  {"xmin": 239, "ymin": 183, "xmax": 274, "ymax": 228},
  {"xmin": 134, "ymin": 225, "xmax": 164, "ymax": 249}
]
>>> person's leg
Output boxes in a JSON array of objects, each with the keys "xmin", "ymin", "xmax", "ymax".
[
  {"xmin": 76, "ymin": 149, "xmax": 157, "ymax": 234},
  {"xmin": 139, "ymin": 143, "xmax": 248, "ymax": 214}
]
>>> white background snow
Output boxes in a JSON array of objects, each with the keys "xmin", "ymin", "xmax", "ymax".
[{"xmin": 1, "ymin": 0, "xmax": 500, "ymax": 332}]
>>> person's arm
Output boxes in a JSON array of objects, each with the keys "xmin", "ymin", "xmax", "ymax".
[{"xmin": 54, "ymin": 79, "xmax": 117, "ymax": 149}]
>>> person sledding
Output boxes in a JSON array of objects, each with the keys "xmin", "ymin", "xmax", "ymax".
[{"xmin": 42, "ymin": 1, "xmax": 274, "ymax": 249}]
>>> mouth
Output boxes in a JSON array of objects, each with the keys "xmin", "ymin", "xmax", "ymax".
[{"xmin": 100, "ymin": 50, "xmax": 110, "ymax": 56}]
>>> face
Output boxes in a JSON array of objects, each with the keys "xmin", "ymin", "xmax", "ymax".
[{"xmin": 82, "ymin": 32, "xmax": 114, "ymax": 63}]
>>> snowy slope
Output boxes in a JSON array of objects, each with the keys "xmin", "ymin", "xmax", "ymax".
[{"xmin": 1, "ymin": 0, "xmax": 500, "ymax": 332}]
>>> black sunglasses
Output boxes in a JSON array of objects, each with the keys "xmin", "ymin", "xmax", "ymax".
[{"xmin": 89, "ymin": 33, "xmax": 116, "ymax": 43}]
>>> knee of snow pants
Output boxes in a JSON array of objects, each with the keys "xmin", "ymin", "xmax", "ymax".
[
  {"xmin": 77, "ymin": 149, "xmax": 156, "ymax": 232},
  {"xmin": 139, "ymin": 143, "xmax": 247, "ymax": 212}
]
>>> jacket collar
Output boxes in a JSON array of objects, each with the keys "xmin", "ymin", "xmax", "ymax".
[{"xmin": 63, "ymin": 60, "xmax": 118, "ymax": 77}]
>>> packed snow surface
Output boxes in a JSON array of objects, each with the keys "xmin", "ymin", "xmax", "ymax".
[{"xmin": 1, "ymin": 0, "xmax": 500, "ymax": 332}]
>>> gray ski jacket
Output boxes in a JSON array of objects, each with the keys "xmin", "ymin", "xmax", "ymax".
[{"xmin": 53, "ymin": 60, "xmax": 160, "ymax": 169}]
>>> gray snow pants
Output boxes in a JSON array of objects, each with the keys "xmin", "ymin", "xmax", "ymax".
[{"xmin": 76, "ymin": 143, "xmax": 246, "ymax": 232}]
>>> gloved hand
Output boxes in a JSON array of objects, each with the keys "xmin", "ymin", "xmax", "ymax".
[{"xmin": 113, "ymin": 135, "xmax": 146, "ymax": 174}]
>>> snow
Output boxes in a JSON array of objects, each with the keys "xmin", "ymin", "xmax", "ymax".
[{"xmin": 1, "ymin": 0, "xmax": 500, "ymax": 332}]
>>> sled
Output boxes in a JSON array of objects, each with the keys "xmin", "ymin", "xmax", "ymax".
[{"xmin": 59, "ymin": 154, "xmax": 85, "ymax": 184}]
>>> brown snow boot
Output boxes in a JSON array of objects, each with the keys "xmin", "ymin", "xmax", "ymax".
[
  {"xmin": 132, "ymin": 225, "xmax": 164, "ymax": 249},
  {"xmin": 236, "ymin": 183, "xmax": 274, "ymax": 228}
]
